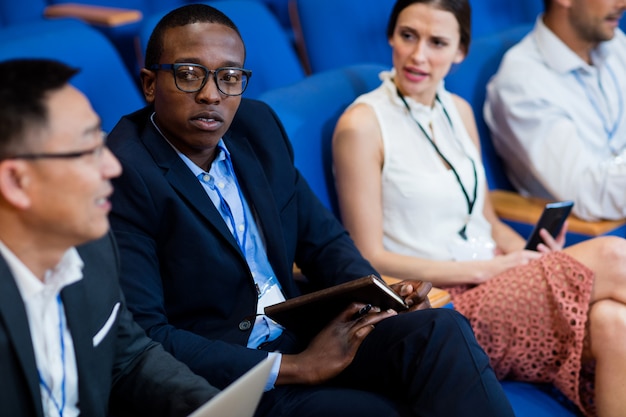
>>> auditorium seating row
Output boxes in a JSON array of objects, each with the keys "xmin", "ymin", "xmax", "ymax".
[{"xmin": 2, "ymin": 2, "xmax": 625, "ymax": 416}]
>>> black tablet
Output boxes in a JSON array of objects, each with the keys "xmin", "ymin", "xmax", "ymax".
[{"xmin": 524, "ymin": 200, "xmax": 574, "ymax": 251}]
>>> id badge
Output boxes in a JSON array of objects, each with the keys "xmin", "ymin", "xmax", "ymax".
[
  {"xmin": 447, "ymin": 235, "xmax": 495, "ymax": 261},
  {"xmin": 257, "ymin": 276, "xmax": 286, "ymax": 314}
]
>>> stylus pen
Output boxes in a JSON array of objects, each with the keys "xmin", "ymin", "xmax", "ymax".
[{"xmin": 351, "ymin": 304, "xmax": 373, "ymax": 320}]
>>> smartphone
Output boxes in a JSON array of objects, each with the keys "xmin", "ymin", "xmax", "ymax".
[{"xmin": 524, "ymin": 200, "xmax": 574, "ymax": 251}]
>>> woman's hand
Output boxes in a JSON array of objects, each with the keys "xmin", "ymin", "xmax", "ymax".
[
  {"xmin": 472, "ymin": 250, "xmax": 542, "ymax": 284},
  {"xmin": 535, "ymin": 220, "xmax": 568, "ymax": 253}
]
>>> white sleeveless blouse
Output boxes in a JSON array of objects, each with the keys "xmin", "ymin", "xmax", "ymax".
[{"xmin": 352, "ymin": 71, "xmax": 494, "ymax": 260}]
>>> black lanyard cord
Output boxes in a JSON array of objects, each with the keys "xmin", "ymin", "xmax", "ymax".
[{"xmin": 396, "ymin": 87, "xmax": 478, "ymax": 240}]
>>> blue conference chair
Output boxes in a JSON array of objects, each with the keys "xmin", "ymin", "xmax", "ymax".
[
  {"xmin": 290, "ymin": 0, "xmax": 394, "ymax": 74},
  {"xmin": 470, "ymin": 0, "xmax": 543, "ymax": 38},
  {"xmin": 137, "ymin": 0, "xmax": 306, "ymax": 99},
  {"xmin": 445, "ymin": 24, "xmax": 533, "ymax": 191},
  {"xmin": 0, "ymin": 0, "xmax": 48, "ymax": 26},
  {"xmin": 0, "ymin": 20, "xmax": 145, "ymax": 132},
  {"xmin": 258, "ymin": 63, "xmax": 386, "ymax": 216}
]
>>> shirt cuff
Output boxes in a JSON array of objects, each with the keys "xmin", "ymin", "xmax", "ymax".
[{"xmin": 264, "ymin": 352, "xmax": 282, "ymax": 391}]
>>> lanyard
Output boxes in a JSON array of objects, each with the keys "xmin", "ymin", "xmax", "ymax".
[
  {"xmin": 199, "ymin": 150, "xmax": 249, "ymax": 255},
  {"xmin": 38, "ymin": 294, "xmax": 66, "ymax": 417},
  {"xmin": 149, "ymin": 113, "xmax": 250, "ymax": 254},
  {"xmin": 573, "ymin": 63, "xmax": 624, "ymax": 148},
  {"xmin": 397, "ymin": 88, "xmax": 478, "ymax": 240}
]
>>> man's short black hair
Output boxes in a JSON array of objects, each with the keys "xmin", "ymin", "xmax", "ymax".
[{"xmin": 0, "ymin": 58, "xmax": 78, "ymax": 158}]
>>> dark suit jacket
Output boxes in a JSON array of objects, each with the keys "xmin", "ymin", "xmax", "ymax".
[
  {"xmin": 0, "ymin": 233, "xmax": 218, "ymax": 417},
  {"xmin": 107, "ymin": 100, "xmax": 377, "ymax": 389}
]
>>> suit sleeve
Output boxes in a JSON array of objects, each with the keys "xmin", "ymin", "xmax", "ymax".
[
  {"xmin": 98, "ymin": 232, "xmax": 219, "ymax": 416},
  {"xmin": 109, "ymin": 299, "xmax": 219, "ymax": 417},
  {"xmin": 109, "ymin": 155, "xmax": 269, "ymax": 388}
]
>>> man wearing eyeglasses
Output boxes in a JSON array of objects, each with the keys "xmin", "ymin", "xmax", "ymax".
[
  {"xmin": 0, "ymin": 58, "xmax": 219, "ymax": 417},
  {"xmin": 107, "ymin": 4, "xmax": 514, "ymax": 417}
]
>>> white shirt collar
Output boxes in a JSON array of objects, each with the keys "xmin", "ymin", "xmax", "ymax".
[
  {"xmin": 0, "ymin": 240, "xmax": 84, "ymax": 301},
  {"xmin": 534, "ymin": 15, "xmax": 613, "ymax": 74},
  {"xmin": 380, "ymin": 69, "xmax": 445, "ymax": 125}
]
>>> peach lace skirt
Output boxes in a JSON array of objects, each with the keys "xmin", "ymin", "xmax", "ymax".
[{"xmin": 447, "ymin": 251, "xmax": 595, "ymax": 416}]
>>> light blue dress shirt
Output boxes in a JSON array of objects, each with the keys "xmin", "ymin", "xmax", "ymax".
[{"xmin": 151, "ymin": 115, "xmax": 284, "ymax": 389}]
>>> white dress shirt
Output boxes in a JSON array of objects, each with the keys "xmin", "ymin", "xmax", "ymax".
[
  {"xmin": 484, "ymin": 16, "xmax": 626, "ymax": 221},
  {"xmin": 0, "ymin": 240, "xmax": 82, "ymax": 417}
]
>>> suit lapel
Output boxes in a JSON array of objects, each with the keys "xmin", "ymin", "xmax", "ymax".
[
  {"xmin": 226, "ymin": 132, "xmax": 292, "ymax": 283},
  {"xmin": 61, "ymin": 279, "xmax": 97, "ymax": 413},
  {"xmin": 141, "ymin": 125, "xmax": 242, "ymax": 256},
  {"xmin": 0, "ymin": 259, "xmax": 44, "ymax": 417}
]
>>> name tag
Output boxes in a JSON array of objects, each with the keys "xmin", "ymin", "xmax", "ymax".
[{"xmin": 256, "ymin": 276, "xmax": 286, "ymax": 315}]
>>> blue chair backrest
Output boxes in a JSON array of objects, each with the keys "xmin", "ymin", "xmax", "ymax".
[
  {"xmin": 249, "ymin": 0, "xmax": 291, "ymax": 40},
  {"xmin": 471, "ymin": 0, "xmax": 542, "ymax": 38},
  {"xmin": 45, "ymin": 0, "xmax": 186, "ymax": 15},
  {"xmin": 0, "ymin": 0, "xmax": 48, "ymax": 26},
  {"xmin": 138, "ymin": 0, "xmax": 306, "ymax": 99},
  {"xmin": 291, "ymin": 0, "xmax": 394, "ymax": 74},
  {"xmin": 0, "ymin": 20, "xmax": 145, "ymax": 132},
  {"xmin": 445, "ymin": 24, "xmax": 532, "ymax": 191},
  {"xmin": 258, "ymin": 64, "xmax": 387, "ymax": 216}
]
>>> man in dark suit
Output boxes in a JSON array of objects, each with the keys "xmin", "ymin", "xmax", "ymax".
[
  {"xmin": 0, "ymin": 58, "xmax": 219, "ymax": 417},
  {"xmin": 108, "ymin": 4, "xmax": 515, "ymax": 416}
]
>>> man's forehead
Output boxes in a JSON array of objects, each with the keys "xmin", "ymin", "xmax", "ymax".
[
  {"xmin": 161, "ymin": 23, "xmax": 245, "ymax": 59},
  {"xmin": 46, "ymin": 85, "xmax": 99, "ymax": 137}
]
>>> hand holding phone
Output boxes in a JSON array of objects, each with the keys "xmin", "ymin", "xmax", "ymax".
[{"xmin": 524, "ymin": 201, "xmax": 574, "ymax": 251}]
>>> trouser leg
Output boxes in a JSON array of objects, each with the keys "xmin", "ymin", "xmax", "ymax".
[{"xmin": 335, "ymin": 308, "xmax": 514, "ymax": 417}]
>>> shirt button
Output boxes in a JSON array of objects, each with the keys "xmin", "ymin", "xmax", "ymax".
[
  {"xmin": 217, "ymin": 182, "xmax": 225, "ymax": 189},
  {"xmin": 238, "ymin": 319, "xmax": 252, "ymax": 331},
  {"xmin": 202, "ymin": 174, "xmax": 210, "ymax": 182},
  {"xmin": 238, "ymin": 224, "xmax": 245, "ymax": 232}
]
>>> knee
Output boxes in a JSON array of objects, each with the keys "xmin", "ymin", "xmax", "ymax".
[
  {"xmin": 420, "ymin": 308, "xmax": 476, "ymax": 342},
  {"xmin": 589, "ymin": 299, "xmax": 626, "ymax": 356},
  {"xmin": 590, "ymin": 236, "xmax": 626, "ymax": 266}
]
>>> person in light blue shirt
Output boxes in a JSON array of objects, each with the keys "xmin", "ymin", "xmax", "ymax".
[
  {"xmin": 485, "ymin": 0, "xmax": 626, "ymax": 221},
  {"xmin": 106, "ymin": 3, "xmax": 516, "ymax": 417}
]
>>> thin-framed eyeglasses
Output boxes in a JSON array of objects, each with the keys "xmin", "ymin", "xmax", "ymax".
[
  {"xmin": 2, "ymin": 131, "xmax": 108, "ymax": 161},
  {"xmin": 149, "ymin": 63, "xmax": 252, "ymax": 96}
]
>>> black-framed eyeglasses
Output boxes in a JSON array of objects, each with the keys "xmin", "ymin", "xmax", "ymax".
[
  {"xmin": 149, "ymin": 63, "xmax": 252, "ymax": 96},
  {"xmin": 3, "ymin": 132, "xmax": 107, "ymax": 161}
]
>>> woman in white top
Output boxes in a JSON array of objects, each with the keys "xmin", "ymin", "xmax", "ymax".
[{"xmin": 332, "ymin": 1, "xmax": 626, "ymax": 416}]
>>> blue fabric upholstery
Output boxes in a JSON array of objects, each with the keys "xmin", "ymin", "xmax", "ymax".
[
  {"xmin": 445, "ymin": 24, "xmax": 532, "ymax": 191},
  {"xmin": 290, "ymin": 0, "xmax": 543, "ymax": 74},
  {"xmin": 471, "ymin": 0, "xmax": 543, "ymax": 38},
  {"xmin": 0, "ymin": 0, "xmax": 48, "ymax": 26},
  {"xmin": 137, "ymin": 0, "xmax": 306, "ymax": 99},
  {"xmin": 45, "ymin": 0, "xmax": 185, "ymax": 15},
  {"xmin": 291, "ymin": 0, "xmax": 394, "ymax": 74},
  {"xmin": 0, "ymin": 20, "xmax": 145, "ymax": 132},
  {"xmin": 258, "ymin": 64, "xmax": 386, "ymax": 216},
  {"xmin": 500, "ymin": 381, "xmax": 582, "ymax": 417}
]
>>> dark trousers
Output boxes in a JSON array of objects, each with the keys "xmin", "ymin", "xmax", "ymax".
[{"xmin": 256, "ymin": 308, "xmax": 514, "ymax": 417}]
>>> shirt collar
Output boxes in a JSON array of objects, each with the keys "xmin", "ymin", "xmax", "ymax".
[
  {"xmin": 149, "ymin": 112, "xmax": 230, "ymax": 177},
  {"xmin": 0, "ymin": 240, "xmax": 84, "ymax": 302},
  {"xmin": 534, "ymin": 15, "xmax": 613, "ymax": 74},
  {"xmin": 380, "ymin": 69, "xmax": 445, "ymax": 124}
]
